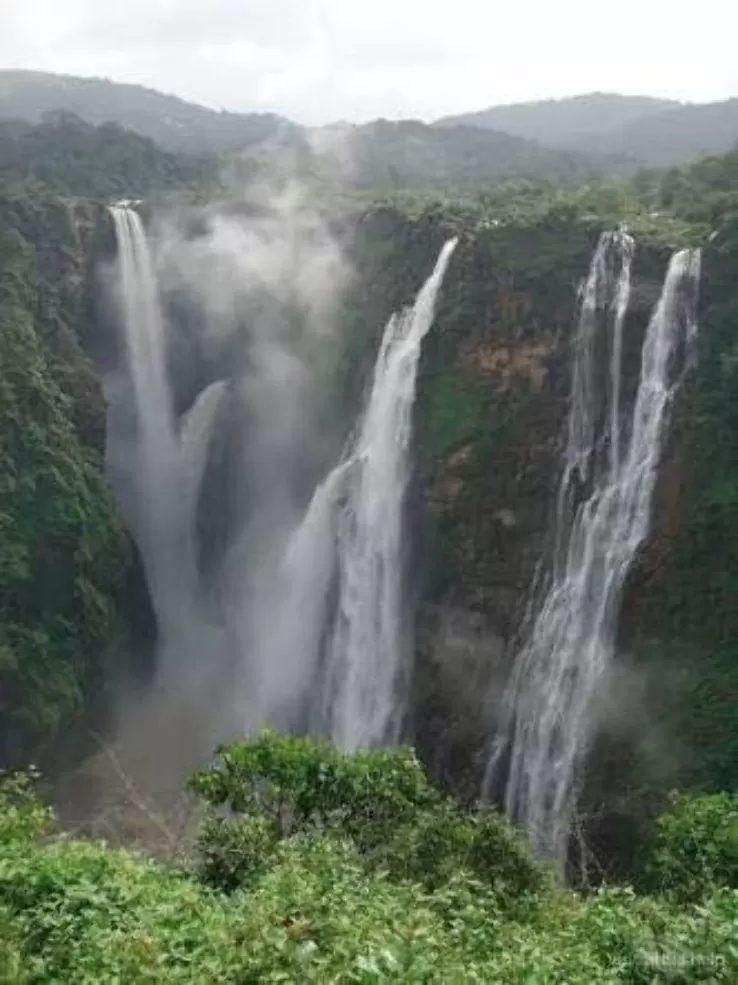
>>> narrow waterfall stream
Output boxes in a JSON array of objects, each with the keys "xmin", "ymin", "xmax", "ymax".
[
  {"xmin": 322, "ymin": 238, "xmax": 458, "ymax": 749},
  {"xmin": 487, "ymin": 236, "xmax": 701, "ymax": 864},
  {"xmin": 108, "ymin": 205, "xmax": 198, "ymax": 646}
]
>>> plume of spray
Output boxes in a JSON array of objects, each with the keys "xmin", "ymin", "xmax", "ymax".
[{"xmin": 154, "ymin": 183, "xmax": 350, "ymax": 739}]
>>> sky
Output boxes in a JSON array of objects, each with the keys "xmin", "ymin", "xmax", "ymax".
[{"xmin": 1, "ymin": 0, "xmax": 737, "ymax": 125}]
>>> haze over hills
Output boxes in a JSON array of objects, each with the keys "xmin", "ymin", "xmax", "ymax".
[
  {"xmin": 438, "ymin": 92, "xmax": 738, "ymax": 167},
  {"xmin": 436, "ymin": 93, "xmax": 682, "ymax": 145},
  {"xmin": 0, "ymin": 70, "xmax": 297, "ymax": 155}
]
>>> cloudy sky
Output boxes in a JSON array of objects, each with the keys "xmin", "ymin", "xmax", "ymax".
[{"xmin": 1, "ymin": 0, "xmax": 736, "ymax": 124}]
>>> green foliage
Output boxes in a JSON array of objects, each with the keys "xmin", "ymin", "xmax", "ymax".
[
  {"xmin": 0, "ymin": 771, "xmax": 52, "ymax": 844},
  {"xmin": 190, "ymin": 732, "xmax": 548, "ymax": 906},
  {"xmin": 642, "ymin": 793, "xmax": 738, "ymax": 902},
  {"xmin": 0, "ymin": 180, "xmax": 129, "ymax": 763},
  {"xmin": 424, "ymin": 373, "xmax": 485, "ymax": 460},
  {"xmin": 2, "ymin": 750, "xmax": 738, "ymax": 982},
  {"xmin": 0, "ymin": 114, "xmax": 216, "ymax": 198}
]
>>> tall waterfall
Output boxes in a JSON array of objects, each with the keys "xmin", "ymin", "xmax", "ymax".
[
  {"xmin": 109, "ymin": 206, "xmax": 205, "ymax": 648},
  {"xmin": 487, "ymin": 235, "xmax": 701, "ymax": 863},
  {"xmin": 320, "ymin": 238, "xmax": 458, "ymax": 750}
]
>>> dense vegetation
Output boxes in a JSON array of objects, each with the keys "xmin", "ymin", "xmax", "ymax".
[
  {"xmin": 627, "ymin": 148, "xmax": 738, "ymax": 795},
  {"xmin": 0, "ymin": 179, "xmax": 129, "ymax": 765},
  {"xmin": 1, "ymin": 734, "xmax": 737, "ymax": 982},
  {"xmin": 0, "ymin": 114, "xmax": 216, "ymax": 198}
]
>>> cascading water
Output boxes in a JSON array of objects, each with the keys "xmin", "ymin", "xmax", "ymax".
[
  {"xmin": 487, "ymin": 234, "xmax": 701, "ymax": 864},
  {"xmin": 318, "ymin": 238, "xmax": 458, "ymax": 750},
  {"xmin": 180, "ymin": 379, "xmax": 227, "ymax": 541},
  {"xmin": 108, "ymin": 206, "xmax": 214, "ymax": 650}
]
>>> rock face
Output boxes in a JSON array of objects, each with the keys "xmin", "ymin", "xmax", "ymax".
[
  {"xmin": 341, "ymin": 204, "xmax": 738, "ymax": 835},
  {"xmin": 347, "ymin": 211, "xmax": 666, "ymax": 797}
]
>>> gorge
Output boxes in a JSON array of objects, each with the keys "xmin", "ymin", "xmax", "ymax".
[{"xmin": 1, "ymin": 101, "xmax": 738, "ymax": 980}]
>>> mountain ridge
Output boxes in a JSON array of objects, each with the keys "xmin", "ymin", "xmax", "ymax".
[{"xmin": 2, "ymin": 70, "xmax": 736, "ymax": 177}]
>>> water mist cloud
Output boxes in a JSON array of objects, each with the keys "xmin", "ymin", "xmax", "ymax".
[{"xmin": 150, "ymin": 186, "xmax": 351, "ymax": 740}]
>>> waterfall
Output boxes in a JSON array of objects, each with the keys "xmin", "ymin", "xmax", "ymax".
[
  {"xmin": 487, "ymin": 236, "xmax": 701, "ymax": 864},
  {"xmin": 180, "ymin": 379, "xmax": 227, "ymax": 537},
  {"xmin": 319, "ymin": 238, "xmax": 458, "ymax": 750},
  {"xmin": 255, "ymin": 462, "xmax": 351, "ymax": 729},
  {"xmin": 109, "ymin": 206, "xmax": 206, "ymax": 648}
]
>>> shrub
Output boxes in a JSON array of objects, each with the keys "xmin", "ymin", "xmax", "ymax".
[
  {"xmin": 0, "ymin": 770, "xmax": 52, "ymax": 844},
  {"xmin": 643, "ymin": 792, "xmax": 738, "ymax": 901},
  {"xmin": 190, "ymin": 730, "xmax": 548, "ymax": 906}
]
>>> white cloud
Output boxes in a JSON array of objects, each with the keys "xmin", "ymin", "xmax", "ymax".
[{"xmin": 1, "ymin": 0, "xmax": 736, "ymax": 123}]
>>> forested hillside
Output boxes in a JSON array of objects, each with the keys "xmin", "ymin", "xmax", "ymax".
[
  {"xmin": 0, "ymin": 180, "xmax": 130, "ymax": 766},
  {"xmin": 0, "ymin": 114, "xmax": 216, "ymax": 198}
]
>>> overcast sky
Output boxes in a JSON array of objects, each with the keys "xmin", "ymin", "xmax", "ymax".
[{"xmin": 1, "ymin": 0, "xmax": 737, "ymax": 125}]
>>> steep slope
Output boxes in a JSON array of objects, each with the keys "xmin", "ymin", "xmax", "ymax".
[
  {"xmin": 0, "ymin": 70, "xmax": 297, "ymax": 154},
  {"xmin": 437, "ymin": 93, "xmax": 680, "ymax": 145},
  {"xmin": 0, "ymin": 182, "xmax": 131, "ymax": 766}
]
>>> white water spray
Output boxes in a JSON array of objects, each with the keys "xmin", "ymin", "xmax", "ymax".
[
  {"xmin": 488, "ymin": 236, "xmax": 701, "ymax": 863},
  {"xmin": 320, "ymin": 238, "xmax": 458, "ymax": 750}
]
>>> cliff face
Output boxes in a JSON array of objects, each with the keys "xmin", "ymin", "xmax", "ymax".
[
  {"xmin": 619, "ymin": 219, "xmax": 738, "ymax": 797},
  {"xmin": 379, "ymin": 207, "xmax": 738, "ymax": 835},
  {"xmin": 0, "ymin": 188, "xmax": 133, "ymax": 767},
  {"xmin": 334, "ymin": 208, "xmax": 677, "ymax": 796}
]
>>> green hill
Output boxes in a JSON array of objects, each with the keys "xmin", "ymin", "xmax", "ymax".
[
  {"xmin": 0, "ymin": 113, "xmax": 215, "ymax": 198},
  {"xmin": 592, "ymin": 99, "xmax": 738, "ymax": 166},
  {"xmin": 437, "ymin": 92, "xmax": 679, "ymax": 146},
  {"xmin": 0, "ymin": 70, "xmax": 297, "ymax": 155},
  {"xmin": 438, "ymin": 92, "xmax": 738, "ymax": 167},
  {"xmin": 0, "ymin": 71, "xmax": 624, "ymax": 190}
]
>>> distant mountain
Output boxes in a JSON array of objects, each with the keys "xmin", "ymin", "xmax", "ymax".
[
  {"xmin": 0, "ymin": 71, "xmax": 626, "ymax": 192},
  {"xmin": 437, "ymin": 92, "xmax": 738, "ymax": 168},
  {"xmin": 589, "ymin": 99, "xmax": 738, "ymax": 166},
  {"xmin": 437, "ymin": 94, "xmax": 680, "ymax": 146},
  {"xmin": 0, "ymin": 70, "xmax": 297, "ymax": 154}
]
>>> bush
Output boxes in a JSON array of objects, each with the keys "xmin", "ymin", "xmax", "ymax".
[
  {"xmin": 189, "ymin": 730, "xmax": 548, "ymax": 906},
  {"xmin": 643, "ymin": 792, "xmax": 738, "ymax": 901},
  {"xmin": 0, "ymin": 770, "xmax": 52, "ymax": 844},
  {"xmin": 2, "ymin": 751, "xmax": 738, "ymax": 982}
]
